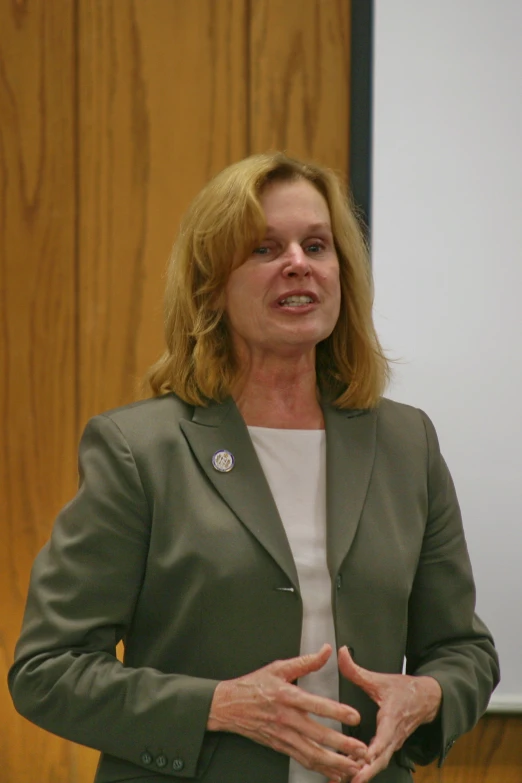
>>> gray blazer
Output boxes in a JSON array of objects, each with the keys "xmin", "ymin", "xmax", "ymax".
[{"xmin": 8, "ymin": 394, "xmax": 499, "ymax": 783}]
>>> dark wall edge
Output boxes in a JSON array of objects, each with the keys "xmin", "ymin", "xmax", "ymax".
[{"xmin": 349, "ymin": 0, "xmax": 373, "ymax": 236}]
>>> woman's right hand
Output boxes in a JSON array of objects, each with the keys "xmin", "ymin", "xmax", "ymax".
[{"xmin": 207, "ymin": 644, "xmax": 368, "ymax": 781}]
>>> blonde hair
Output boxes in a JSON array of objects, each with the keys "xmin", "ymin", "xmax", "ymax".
[{"xmin": 144, "ymin": 152, "xmax": 389, "ymax": 409}]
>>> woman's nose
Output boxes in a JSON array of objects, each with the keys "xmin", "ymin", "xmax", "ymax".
[{"xmin": 282, "ymin": 245, "xmax": 311, "ymax": 276}]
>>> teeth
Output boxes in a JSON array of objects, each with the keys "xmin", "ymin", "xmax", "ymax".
[{"xmin": 280, "ymin": 295, "xmax": 314, "ymax": 306}]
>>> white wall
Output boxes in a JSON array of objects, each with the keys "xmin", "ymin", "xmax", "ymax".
[{"xmin": 372, "ymin": 0, "xmax": 522, "ymax": 711}]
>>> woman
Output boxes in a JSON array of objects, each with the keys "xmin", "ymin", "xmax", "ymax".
[{"xmin": 9, "ymin": 153, "xmax": 499, "ymax": 783}]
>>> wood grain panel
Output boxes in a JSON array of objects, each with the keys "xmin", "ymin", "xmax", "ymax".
[
  {"xmin": 249, "ymin": 0, "xmax": 351, "ymax": 175},
  {"xmin": 77, "ymin": 0, "xmax": 247, "ymax": 423},
  {"xmin": 416, "ymin": 715, "xmax": 522, "ymax": 782},
  {"xmin": 0, "ymin": 1, "xmax": 78, "ymax": 782}
]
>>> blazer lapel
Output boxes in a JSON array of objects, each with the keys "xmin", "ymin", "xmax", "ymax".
[
  {"xmin": 179, "ymin": 398, "xmax": 299, "ymax": 590},
  {"xmin": 323, "ymin": 404, "xmax": 377, "ymax": 578}
]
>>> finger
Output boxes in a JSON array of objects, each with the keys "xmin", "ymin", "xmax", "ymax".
[
  {"xmin": 337, "ymin": 646, "xmax": 366, "ymax": 682},
  {"xmin": 263, "ymin": 725, "xmax": 366, "ymax": 780},
  {"xmin": 274, "ymin": 644, "xmax": 332, "ymax": 682},
  {"xmin": 350, "ymin": 748, "xmax": 393, "ymax": 783},
  {"xmin": 366, "ymin": 715, "xmax": 395, "ymax": 763},
  {"xmin": 260, "ymin": 723, "xmax": 353, "ymax": 775},
  {"xmin": 338, "ymin": 647, "xmax": 381, "ymax": 702},
  {"xmin": 327, "ymin": 760, "xmax": 367, "ymax": 783},
  {"xmin": 327, "ymin": 765, "xmax": 367, "ymax": 783},
  {"xmin": 350, "ymin": 727, "xmax": 396, "ymax": 783},
  {"xmin": 283, "ymin": 710, "xmax": 368, "ymax": 760},
  {"xmin": 281, "ymin": 684, "xmax": 361, "ymax": 727}
]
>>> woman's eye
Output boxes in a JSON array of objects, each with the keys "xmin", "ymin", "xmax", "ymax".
[
  {"xmin": 306, "ymin": 242, "xmax": 325, "ymax": 253},
  {"xmin": 252, "ymin": 246, "xmax": 272, "ymax": 256}
]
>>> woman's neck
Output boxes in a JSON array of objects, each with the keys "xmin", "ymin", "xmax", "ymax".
[{"xmin": 231, "ymin": 351, "xmax": 324, "ymax": 429}]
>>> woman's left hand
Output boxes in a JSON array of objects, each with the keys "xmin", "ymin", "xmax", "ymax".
[{"xmin": 330, "ymin": 646, "xmax": 442, "ymax": 783}]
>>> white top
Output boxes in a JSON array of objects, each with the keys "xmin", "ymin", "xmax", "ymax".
[{"xmin": 248, "ymin": 426, "xmax": 341, "ymax": 783}]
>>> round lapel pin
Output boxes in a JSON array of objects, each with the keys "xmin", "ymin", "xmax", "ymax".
[{"xmin": 212, "ymin": 449, "xmax": 235, "ymax": 473}]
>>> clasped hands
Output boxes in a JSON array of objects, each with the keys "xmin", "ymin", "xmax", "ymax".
[{"xmin": 207, "ymin": 643, "xmax": 442, "ymax": 783}]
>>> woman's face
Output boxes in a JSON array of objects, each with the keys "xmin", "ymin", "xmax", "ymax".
[{"xmin": 224, "ymin": 178, "xmax": 341, "ymax": 360}]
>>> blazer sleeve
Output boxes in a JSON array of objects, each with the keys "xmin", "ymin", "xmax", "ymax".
[
  {"xmin": 400, "ymin": 410, "xmax": 500, "ymax": 767},
  {"xmin": 8, "ymin": 414, "xmax": 219, "ymax": 778}
]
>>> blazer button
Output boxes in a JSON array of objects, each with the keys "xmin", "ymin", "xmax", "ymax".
[
  {"xmin": 140, "ymin": 752, "xmax": 152, "ymax": 765},
  {"xmin": 172, "ymin": 758, "xmax": 185, "ymax": 772},
  {"xmin": 336, "ymin": 574, "xmax": 342, "ymax": 589},
  {"xmin": 156, "ymin": 755, "xmax": 167, "ymax": 768}
]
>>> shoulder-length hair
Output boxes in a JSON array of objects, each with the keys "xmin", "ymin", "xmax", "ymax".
[{"xmin": 144, "ymin": 152, "xmax": 389, "ymax": 409}]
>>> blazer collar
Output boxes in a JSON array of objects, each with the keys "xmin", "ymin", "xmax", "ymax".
[
  {"xmin": 180, "ymin": 397, "xmax": 376, "ymax": 587},
  {"xmin": 322, "ymin": 403, "xmax": 377, "ymax": 577},
  {"xmin": 180, "ymin": 398, "xmax": 300, "ymax": 589}
]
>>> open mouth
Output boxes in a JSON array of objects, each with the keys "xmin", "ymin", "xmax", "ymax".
[{"xmin": 278, "ymin": 294, "xmax": 317, "ymax": 307}]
